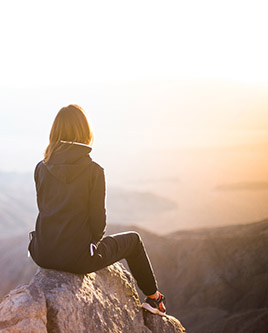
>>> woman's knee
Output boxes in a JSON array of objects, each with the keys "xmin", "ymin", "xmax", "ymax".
[
  {"xmin": 129, "ymin": 231, "xmax": 140, "ymax": 240},
  {"xmin": 129, "ymin": 231, "xmax": 144, "ymax": 247},
  {"xmin": 109, "ymin": 231, "xmax": 144, "ymax": 255}
]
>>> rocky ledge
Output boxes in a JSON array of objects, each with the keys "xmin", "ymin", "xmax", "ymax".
[{"xmin": 0, "ymin": 263, "xmax": 185, "ymax": 332}]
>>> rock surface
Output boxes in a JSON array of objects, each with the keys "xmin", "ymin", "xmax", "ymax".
[{"xmin": 0, "ymin": 263, "xmax": 185, "ymax": 333}]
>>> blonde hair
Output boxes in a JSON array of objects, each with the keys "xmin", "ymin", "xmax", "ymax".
[{"xmin": 44, "ymin": 104, "xmax": 93, "ymax": 163}]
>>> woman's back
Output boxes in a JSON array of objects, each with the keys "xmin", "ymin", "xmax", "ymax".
[{"xmin": 29, "ymin": 142, "xmax": 106, "ymax": 273}]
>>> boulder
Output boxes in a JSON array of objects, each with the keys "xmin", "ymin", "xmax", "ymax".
[{"xmin": 0, "ymin": 263, "xmax": 185, "ymax": 332}]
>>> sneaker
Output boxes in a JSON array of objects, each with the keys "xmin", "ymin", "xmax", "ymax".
[{"xmin": 141, "ymin": 292, "xmax": 167, "ymax": 316}]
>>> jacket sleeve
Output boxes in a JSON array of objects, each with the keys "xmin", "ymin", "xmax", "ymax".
[{"xmin": 88, "ymin": 165, "xmax": 107, "ymax": 243}]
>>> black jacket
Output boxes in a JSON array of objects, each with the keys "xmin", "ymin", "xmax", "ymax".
[{"xmin": 29, "ymin": 142, "xmax": 106, "ymax": 273}]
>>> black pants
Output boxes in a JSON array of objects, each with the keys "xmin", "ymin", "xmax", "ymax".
[{"xmin": 91, "ymin": 231, "xmax": 158, "ymax": 296}]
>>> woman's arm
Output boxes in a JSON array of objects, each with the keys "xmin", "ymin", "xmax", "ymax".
[{"xmin": 88, "ymin": 165, "xmax": 107, "ymax": 243}]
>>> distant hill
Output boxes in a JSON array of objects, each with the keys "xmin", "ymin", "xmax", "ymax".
[
  {"xmin": 106, "ymin": 187, "xmax": 177, "ymax": 223},
  {"xmin": 163, "ymin": 219, "xmax": 268, "ymax": 332},
  {"xmin": 1, "ymin": 219, "xmax": 268, "ymax": 332},
  {"xmin": 214, "ymin": 181, "xmax": 268, "ymax": 191},
  {"xmin": 0, "ymin": 172, "xmax": 37, "ymax": 235}
]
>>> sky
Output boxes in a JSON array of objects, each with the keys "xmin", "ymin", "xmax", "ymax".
[
  {"xmin": 1, "ymin": 0, "xmax": 268, "ymax": 84},
  {"xmin": 1, "ymin": 0, "xmax": 268, "ymax": 172}
]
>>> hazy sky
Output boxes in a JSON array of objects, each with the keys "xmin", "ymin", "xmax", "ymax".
[
  {"xmin": 1, "ymin": 0, "xmax": 268, "ymax": 84},
  {"xmin": 1, "ymin": 1, "xmax": 268, "ymax": 172}
]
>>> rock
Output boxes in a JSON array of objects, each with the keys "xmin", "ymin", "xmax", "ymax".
[
  {"xmin": 0, "ymin": 263, "xmax": 185, "ymax": 333},
  {"xmin": 0, "ymin": 283, "xmax": 47, "ymax": 333}
]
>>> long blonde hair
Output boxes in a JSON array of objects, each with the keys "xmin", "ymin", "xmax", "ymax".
[{"xmin": 44, "ymin": 104, "xmax": 93, "ymax": 163}]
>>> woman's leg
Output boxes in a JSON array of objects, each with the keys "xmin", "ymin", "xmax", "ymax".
[{"xmin": 92, "ymin": 231, "xmax": 158, "ymax": 296}]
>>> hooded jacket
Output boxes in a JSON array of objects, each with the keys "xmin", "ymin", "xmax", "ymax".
[{"xmin": 29, "ymin": 141, "xmax": 106, "ymax": 273}]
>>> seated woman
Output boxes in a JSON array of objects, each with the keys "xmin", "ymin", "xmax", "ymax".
[{"xmin": 28, "ymin": 104, "xmax": 166, "ymax": 316}]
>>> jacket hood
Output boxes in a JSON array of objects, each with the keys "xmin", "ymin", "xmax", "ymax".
[{"xmin": 45, "ymin": 142, "xmax": 92, "ymax": 184}]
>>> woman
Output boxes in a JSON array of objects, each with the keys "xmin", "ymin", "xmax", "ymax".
[{"xmin": 28, "ymin": 104, "xmax": 166, "ymax": 316}]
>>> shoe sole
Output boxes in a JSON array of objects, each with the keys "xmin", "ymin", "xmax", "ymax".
[{"xmin": 141, "ymin": 302, "xmax": 166, "ymax": 317}]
